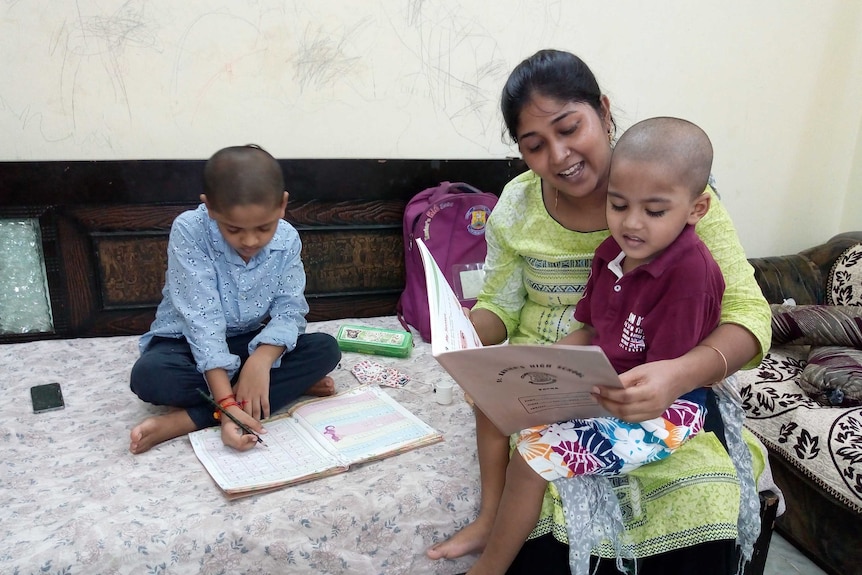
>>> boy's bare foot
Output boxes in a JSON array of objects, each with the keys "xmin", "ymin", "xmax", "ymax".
[
  {"xmin": 426, "ymin": 516, "xmax": 493, "ymax": 560},
  {"xmin": 129, "ymin": 409, "xmax": 196, "ymax": 454},
  {"xmin": 307, "ymin": 376, "xmax": 336, "ymax": 397}
]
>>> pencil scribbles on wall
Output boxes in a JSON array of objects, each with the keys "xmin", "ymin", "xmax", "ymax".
[
  {"xmin": 291, "ymin": 22, "xmax": 366, "ymax": 94},
  {"xmin": 0, "ymin": 0, "xmax": 522, "ymax": 159},
  {"xmin": 65, "ymin": 2, "xmax": 158, "ymax": 145},
  {"xmin": 394, "ymin": 1, "xmax": 508, "ymax": 150}
]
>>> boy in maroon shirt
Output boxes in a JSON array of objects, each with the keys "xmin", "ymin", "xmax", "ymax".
[{"xmin": 465, "ymin": 117, "xmax": 724, "ymax": 575}]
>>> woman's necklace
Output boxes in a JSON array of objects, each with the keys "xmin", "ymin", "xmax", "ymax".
[
  {"xmin": 554, "ymin": 188, "xmax": 568, "ymax": 217},
  {"xmin": 551, "ymin": 182, "xmax": 609, "ymax": 233}
]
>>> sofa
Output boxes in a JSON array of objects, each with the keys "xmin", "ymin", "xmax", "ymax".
[{"xmin": 740, "ymin": 231, "xmax": 862, "ymax": 575}]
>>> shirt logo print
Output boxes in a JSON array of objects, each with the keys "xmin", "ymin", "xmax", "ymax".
[{"xmin": 619, "ymin": 312, "xmax": 645, "ymax": 353}]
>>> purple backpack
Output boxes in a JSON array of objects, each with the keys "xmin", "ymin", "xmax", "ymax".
[{"xmin": 397, "ymin": 182, "xmax": 498, "ymax": 342}]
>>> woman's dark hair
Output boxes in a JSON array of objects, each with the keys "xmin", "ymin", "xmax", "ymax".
[{"xmin": 501, "ymin": 49, "xmax": 607, "ymax": 142}]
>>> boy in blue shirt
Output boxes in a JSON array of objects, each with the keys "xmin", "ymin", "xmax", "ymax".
[{"xmin": 129, "ymin": 145, "xmax": 341, "ymax": 454}]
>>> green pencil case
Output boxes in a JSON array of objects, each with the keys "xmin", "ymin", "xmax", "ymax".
[{"xmin": 336, "ymin": 324, "xmax": 413, "ymax": 358}]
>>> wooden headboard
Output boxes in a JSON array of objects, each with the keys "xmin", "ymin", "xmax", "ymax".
[{"xmin": 0, "ymin": 159, "xmax": 525, "ymax": 343}]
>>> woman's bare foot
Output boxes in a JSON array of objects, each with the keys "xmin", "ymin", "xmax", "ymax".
[
  {"xmin": 426, "ymin": 516, "xmax": 494, "ymax": 560},
  {"xmin": 129, "ymin": 409, "xmax": 196, "ymax": 454},
  {"xmin": 307, "ymin": 376, "xmax": 336, "ymax": 397}
]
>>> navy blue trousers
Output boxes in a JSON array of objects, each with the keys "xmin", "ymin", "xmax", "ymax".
[{"xmin": 130, "ymin": 330, "xmax": 341, "ymax": 429}]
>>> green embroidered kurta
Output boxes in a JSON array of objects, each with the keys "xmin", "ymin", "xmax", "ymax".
[{"xmin": 473, "ymin": 170, "xmax": 772, "ymax": 554}]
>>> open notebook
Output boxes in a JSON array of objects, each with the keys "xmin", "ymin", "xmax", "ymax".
[
  {"xmin": 416, "ymin": 238, "xmax": 624, "ymax": 435},
  {"xmin": 189, "ymin": 385, "xmax": 442, "ymax": 497}
]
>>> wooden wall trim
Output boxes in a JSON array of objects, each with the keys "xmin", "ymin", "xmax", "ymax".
[
  {"xmin": 0, "ymin": 158, "xmax": 525, "ymax": 342},
  {"xmin": 0, "ymin": 158, "xmax": 524, "ymax": 205}
]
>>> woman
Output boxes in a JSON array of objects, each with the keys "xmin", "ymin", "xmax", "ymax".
[{"xmin": 426, "ymin": 49, "xmax": 771, "ymax": 575}]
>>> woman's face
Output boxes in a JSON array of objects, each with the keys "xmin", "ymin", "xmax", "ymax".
[{"xmin": 515, "ymin": 93, "xmax": 613, "ymax": 201}]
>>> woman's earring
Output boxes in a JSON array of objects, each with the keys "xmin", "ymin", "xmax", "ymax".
[{"xmin": 607, "ymin": 129, "xmax": 613, "ymax": 144}]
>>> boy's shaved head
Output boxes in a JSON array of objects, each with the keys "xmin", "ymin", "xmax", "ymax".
[
  {"xmin": 613, "ymin": 117, "xmax": 713, "ymax": 197},
  {"xmin": 203, "ymin": 145, "xmax": 284, "ymax": 211}
]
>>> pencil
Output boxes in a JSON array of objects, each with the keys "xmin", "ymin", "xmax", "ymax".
[{"xmin": 196, "ymin": 388, "xmax": 264, "ymax": 444}]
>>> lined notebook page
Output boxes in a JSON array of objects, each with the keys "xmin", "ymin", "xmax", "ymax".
[{"xmin": 291, "ymin": 385, "xmax": 441, "ymax": 463}]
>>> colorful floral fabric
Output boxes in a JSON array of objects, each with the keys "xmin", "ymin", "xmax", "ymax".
[{"xmin": 517, "ymin": 400, "xmax": 704, "ymax": 479}]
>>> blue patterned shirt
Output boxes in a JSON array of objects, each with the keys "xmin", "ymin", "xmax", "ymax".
[{"xmin": 139, "ymin": 204, "xmax": 309, "ymax": 378}]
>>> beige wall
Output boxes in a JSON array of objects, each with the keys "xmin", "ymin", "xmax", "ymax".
[
  {"xmin": 1, "ymin": 1, "xmax": 860, "ymax": 256},
  {"xmin": 577, "ymin": 2, "xmax": 862, "ymax": 257},
  {"xmin": 844, "ymin": 117, "xmax": 862, "ymax": 232}
]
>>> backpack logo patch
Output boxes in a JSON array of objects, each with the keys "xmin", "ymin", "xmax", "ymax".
[{"xmin": 466, "ymin": 205, "xmax": 492, "ymax": 235}]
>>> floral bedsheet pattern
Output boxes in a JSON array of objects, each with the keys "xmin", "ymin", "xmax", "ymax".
[
  {"xmin": 1, "ymin": 317, "xmax": 478, "ymax": 574},
  {"xmin": 739, "ymin": 346, "xmax": 862, "ymax": 514}
]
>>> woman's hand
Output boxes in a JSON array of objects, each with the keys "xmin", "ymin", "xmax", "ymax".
[
  {"xmin": 468, "ymin": 307, "xmax": 507, "ymax": 346},
  {"xmin": 593, "ymin": 358, "xmax": 690, "ymax": 422},
  {"xmin": 594, "ymin": 324, "xmax": 761, "ymax": 423},
  {"xmin": 555, "ymin": 325, "xmax": 594, "ymax": 347}
]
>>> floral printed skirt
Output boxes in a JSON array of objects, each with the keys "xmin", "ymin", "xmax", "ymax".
[{"xmin": 517, "ymin": 399, "xmax": 705, "ymax": 480}]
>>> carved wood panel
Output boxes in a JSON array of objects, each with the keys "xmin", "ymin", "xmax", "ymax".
[
  {"xmin": 0, "ymin": 158, "xmax": 525, "ymax": 341},
  {"xmin": 90, "ymin": 227, "xmax": 404, "ymax": 312},
  {"xmin": 94, "ymin": 234, "xmax": 168, "ymax": 308},
  {"xmin": 301, "ymin": 229, "xmax": 404, "ymax": 294}
]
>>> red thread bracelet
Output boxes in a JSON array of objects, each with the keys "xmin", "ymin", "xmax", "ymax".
[
  {"xmin": 213, "ymin": 400, "xmax": 241, "ymax": 420},
  {"xmin": 216, "ymin": 394, "xmax": 236, "ymax": 407}
]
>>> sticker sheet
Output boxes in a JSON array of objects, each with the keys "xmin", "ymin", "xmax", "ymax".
[{"xmin": 350, "ymin": 359, "xmax": 411, "ymax": 388}]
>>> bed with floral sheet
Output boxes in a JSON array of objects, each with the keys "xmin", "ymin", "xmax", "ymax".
[{"xmin": 2, "ymin": 316, "xmax": 478, "ymax": 575}]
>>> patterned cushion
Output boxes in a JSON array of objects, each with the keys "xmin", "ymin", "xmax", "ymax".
[
  {"xmin": 771, "ymin": 303, "xmax": 862, "ymax": 347},
  {"xmin": 800, "ymin": 346, "xmax": 862, "ymax": 407},
  {"xmin": 827, "ymin": 243, "xmax": 862, "ymax": 306},
  {"xmin": 739, "ymin": 346, "xmax": 862, "ymax": 515}
]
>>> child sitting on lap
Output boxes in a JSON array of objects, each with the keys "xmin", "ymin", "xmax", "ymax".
[
  {"xmin": 129, "ymin": 145, "xmax": 341, "ymax": 454},
  {"xmin": 467, "ymin": 117, "xmax": 725, "ymax": 574}
]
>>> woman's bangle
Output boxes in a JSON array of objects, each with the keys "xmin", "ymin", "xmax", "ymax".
[{"xmin": 701, "ymin": 344, "xmax": 728, "ymax": 385}]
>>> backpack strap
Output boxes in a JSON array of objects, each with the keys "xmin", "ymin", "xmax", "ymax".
[
  {"xmin": 394, "ymin": 296, "xmax": 416, "ymax": 342},
  {"xmin": 428, "ymin": 181, "xmax": 485, "ymax": 202},
  {"xmin": 449, "ymin": 182, "xmax": 485, "ymax": 194}
]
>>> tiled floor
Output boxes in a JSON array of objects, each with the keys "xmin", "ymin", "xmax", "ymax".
[{"xmin": 763, "ymin": 533, "xmax": 828, "ymax": 575}]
